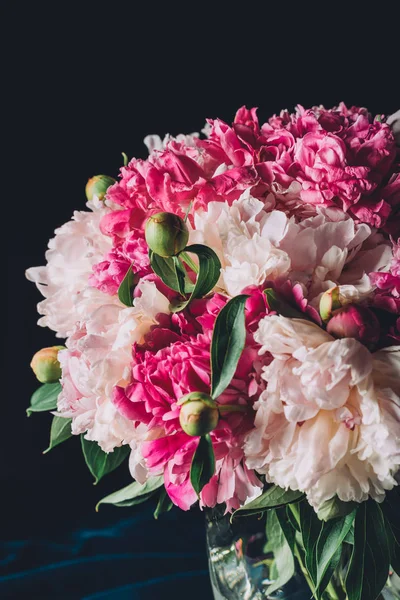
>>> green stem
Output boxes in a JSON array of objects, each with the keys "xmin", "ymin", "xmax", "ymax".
[
  {"xmin": 288, "ymin": 504, "xmax": 343, "ymax": 600},
  {"xmin": 180, "ymin": 251, "xmax": 199, "ymax": 274},
  {"xmin": 293, "ymin": 543, "xmax": 315, "ymax": 596},
  {"xmin": 325, "ymin": 580, "xmax": 341, "ymax": 600},
  {"xmin": 288, "ymin": 502, "xmax": 300, "ymax": 527}
]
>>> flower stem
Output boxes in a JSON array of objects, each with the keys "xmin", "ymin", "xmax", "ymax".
[
  {"xmin": 180, "ymin": 252, "xmax": 199, "ymax": 274},
  {"xmin": 293, "ymin": 543, "xmax": 315, "ymax": 596},
  {"xmin": 288, "ymin": 504, "xmax": 344, "ymax": 600}
]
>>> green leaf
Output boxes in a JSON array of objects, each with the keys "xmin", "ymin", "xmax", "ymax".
[
  {"xmin": 385, "ymin": 518, "xmax": 400, "ymax": 577},
  {"xmin": 27, "ymin": 382, "xmax": 62, "ymax": 416},
  {"xmin": 275, "ymin": 507, "xmax": 296, "ymax": 551},
  {"xmin": 233, "ymin": 486, "xmax": 305, "ymax": 518},
  {"xmin": 153, "ymin": 488, "xmax": 174, "ymax": 520},
  {"xmin": 315, "ymin": 510, "xmax": 356, "ymax": 594},
  {"xmin": 264, "ymin": 288, "xmax": 309, "ymax": 320},
  {"xmin": 265, "ymin": 509, "xmax": 295, "ymax": 594},
  {"xmin": 190, "ymin": 434, "xmax": 215, "ymax": 496},
  {"xmin": 346, "ymin": 500, "xmax": 390, "ymax": 600},
  {"xmin": 317, "ymin": 496, "xmax": 357, "ymax": 522},
  {"xmin": 170, "ymin": 244, "xmax": 221, "ymax": 313},
  {"xmin": 81, "ymin": 437, "xmax": 130, "ymax": 484},
  {"xmin": 122, "ymin": 152, "xmax": 129, "ymax": 166},
  {"xmin": 118, "ymin": 264, "xmax": 135, "ymax": 307},
  {"xmin": 211, "ymin": 294, "xmax": 249, "ymax": 400},
  {"xmin": 150, "ymin": 251, "xmax": 194, "ymax": 294},
  {"xmin": 299, "ymin": 500, "xmax": 323, "ymax": 586},
  {"xmin": 382, "ymin": 490, "xmax": 400, "ymax": 576},
  {"xmin": 286, "ymin": 505, "xmax": 301, "ymax": 532},
  {"xmin": 343, "ymin": 527, "xmax": 355, "ymax": 545},
  {"xmin": 43, "ymin": 416, "xmax": 72, "ymax": 453},
  {"xmin": 318, "ymin": 544, "xmax": 342, "ymax": 598},
  {"xmin": 96, "ymin": 476, "xmax": 164, "ymax": 510}
]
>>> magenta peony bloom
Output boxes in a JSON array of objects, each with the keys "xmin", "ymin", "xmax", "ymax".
[
  {"xmin": 90, "ymin": 234, "xmax": 151, "ymax": 296},
  {"xmin": 112, "ymin": 293, "xmax": 268, "ymax": 511},
  {"xmin": 326, "ymin": 303, "xmax": 380, "ymax": 347}
]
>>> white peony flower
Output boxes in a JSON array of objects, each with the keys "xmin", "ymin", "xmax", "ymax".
[
  {"xmin": 56, "ymin": 281, "xmax": 170, "ymax": 452},
  {"xmin": 192, "ymin": 193, "xmax": 293, "ymax": 296},
  {"xmin": 245, "ymin": 315, "xmax": 400, "ymax": 510},
  {"xmin": 191, "ymin": 195, "xmax": 391, "ymax": 301},
  {"xmin": 26, "ymin": 201, "xmax": 112, "ymax": 338}
]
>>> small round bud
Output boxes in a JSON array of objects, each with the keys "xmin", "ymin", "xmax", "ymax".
[
  {"xmin": 319, "ymin": 286, "xmax": 341, "ymax": 322},
  {"xmin": 145, "ymin": 212, "xmax": 189, "ymax": 258},
  {"xmin": 178, "ymin": 392, "xmax": 219, "ymax": 437},
  {"xmin": 326, "ymin": 304, "xmax": 380, "ymax": 346},
  {"xmin": 30, "ymin": 346, "xmax": 65, "ymax": 383},
  {"xmin": 85, "ymin": 175, "xmax": 116, "ymax": 202}
]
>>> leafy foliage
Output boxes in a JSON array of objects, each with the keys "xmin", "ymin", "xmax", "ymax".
[
  {"xmin": 27, "ymin": 382, "xmax": 61, "ymax": 416},
  {"xmin": 190, "ymin": 434, "xmax": 215, "ymax": 496},
  {"xmin": 81, "ymin": 437, "xmax": 130, "ymax": 484}
]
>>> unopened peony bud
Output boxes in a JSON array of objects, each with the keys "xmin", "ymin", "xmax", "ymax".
[
  {"xmin": 319, "ymin": 286, "xmax": 341, "ymax": 322},
  {"xmin": 178, "ymin": 392, "xmax": 219, "ymax": 437},
  {"xmin": 85, "ymin": 175, "xmax": 116, "ymax": 202},
  {"xmin": 326, "ymin": 304, "xmax": 380, "ymax": 346},
  {"xmin": 145, "ymin": 212, "xmax": 189, "ymax": 258},
  {"xmin": 30, "ymin": 346, "xmax": 65, "ymax": 383}
]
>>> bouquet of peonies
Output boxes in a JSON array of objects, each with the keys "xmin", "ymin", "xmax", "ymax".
[{"xmin": 27, "ymin": 103, "xmax": 400, "ymax": 600}]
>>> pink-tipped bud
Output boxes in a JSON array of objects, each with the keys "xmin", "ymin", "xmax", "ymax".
[
  {"xmin": 326, "ymin": 304, "xmax": 380, "ymax": 346},
  {"xmin": 85, "ymin": 175, "xmax": 116, "ymax": 202},
  {"xmin": 178, "ymin": 392, "xmax": 219, "ymax": 437},
  {"xmin": 319, "ymin": 286, "xmax": 341, "ymax": 322},
  {"xmin": 30, "ymin": 346, "xmax": 65, "ymax": 383}
]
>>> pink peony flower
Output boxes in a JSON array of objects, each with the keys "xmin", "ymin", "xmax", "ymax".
[
  {"xmin": 90, "ymin": 233, "xmax": 151, "ymax": 296},
  {"xmin": 245, "ymin": 315, "xmax": 400, "ymax": 510},
  {"xmin": 291, "ymin": 131, "xmax": 374, "ymax": 208},
  {"xmin": 112, "ymin": 293, "xmax": 268, "ymax": 511}
]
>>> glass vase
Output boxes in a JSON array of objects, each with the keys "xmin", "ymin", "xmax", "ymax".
[{"xmin": 205, "ymin": 506, "xmax": 400, "ymax": 600}]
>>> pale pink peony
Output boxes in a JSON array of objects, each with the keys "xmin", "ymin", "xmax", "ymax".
[
  {"xmin": 56, "ymin": 281, "xmax": 170, "ymax": 452},
  {"xmin": 26, "ymin": 200, "xmax": 112, "ymax": 337},
  {"xmin": 370, "ymin": 237, "xmax": 400, "ymax": 341},
  {"xmin": 192, "ymin": 194, "xmax": 391, "ymax": 306},
  {"xmin": 112, "ymin": 293, "xmax": 268, "ymax": 511},
  {"xmin": 245, "ymin": 315, "xmax": 400, "ymax": 510}
]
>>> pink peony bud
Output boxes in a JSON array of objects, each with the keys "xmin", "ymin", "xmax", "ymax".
[
  {"xmin": 326, "ymin": 304, "xmax": 380, "ymax": 346},
  {"xmin": 178, "ymin": 392, "xmax": 219, "ymax": 437},
  {"xmin": 85, "ymin": 175, "xmax": 116, "ymax": 202},
  {"xmin": 319, "ymin": 286, "xmax": 341, "ymax": 322},
  {"xmin": 30, "ymin": 346, "xmax": 65, "ymax": 383}
]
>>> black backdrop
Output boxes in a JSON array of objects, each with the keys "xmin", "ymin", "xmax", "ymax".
[{"xmin": 3, "ymin": 2, "xmax": 400, "ymax": 597}]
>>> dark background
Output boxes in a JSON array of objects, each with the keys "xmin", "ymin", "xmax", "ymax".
[{"xmin": 3, "ymin": 2, "xmax": 400, "ymax": 598}]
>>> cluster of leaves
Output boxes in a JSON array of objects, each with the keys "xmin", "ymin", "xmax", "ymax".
[
  {"xmin": 233, "ymin": 485, "xmax": 400, "ymax": 600},
  {"xmin": 26, "ymin": 382, "xmax": 172, "ymax": 519}
]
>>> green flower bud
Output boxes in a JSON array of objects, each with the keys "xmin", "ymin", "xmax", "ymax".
[
  {"xmin": 30, "ymin": 346, "xmax": 65, "ymax": 383},
  {"xmin": 85, "ymin": 175, "xmax": 116, "ymax": 202},
  {"xmin": 145, "ymin": 212, "xmax": 189, "ymax": 258},
  {"xmin": 178, "ymin": 392, "xmax": 219, "ymax": 437},
  {"xmin": 319, "ymin": 286, "xmax": 341, "ymax": 322}
]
